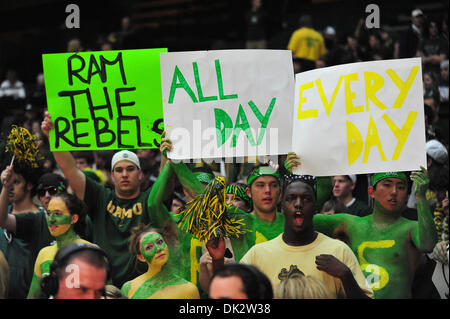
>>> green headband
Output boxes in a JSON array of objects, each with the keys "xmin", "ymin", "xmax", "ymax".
[
  {"xmin": 372, "ymin": 172, "xmax": 408, "ymax": 186},
  {"xmin": 226, "ymin": 185, "xmax": 252, "ymax": 206},
  {"xmin": 247, "ymin": 166, "xmax": 280, "ymax": 186},
  {"xmin": 194, "ymin": 172, "xmax": 216, "ymax": 184}
]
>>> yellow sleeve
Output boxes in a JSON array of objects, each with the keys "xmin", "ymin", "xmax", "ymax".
[{"xmin": 287, "ymin": 31, "xmax": 299, "ymax": 52}]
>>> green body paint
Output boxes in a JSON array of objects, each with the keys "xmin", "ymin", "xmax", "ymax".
[
  {"xmin": 46, "ymin": 211, "xmax": 72, "ymax": 225},
  {"xmin": 55, "ymin": 227, "xmax": 79, "ymax": 247},
  {"xmin": 140, "ymin": 232, "xmax": 167, "ymax": 264},
  {"xmin": 311, "ymin": 169, "xmax": 438, "ymax": 298},
  {"xmin": 46, "ymin": 211, "xmax": 79, "ymax": 247},
  {"xmin": 27, "ymin": 260, "xmax": 52, "ymax": 299},
  {"xmin": 313, "ymin": 189, "xmax": 437, "ymax": 298},
  {"xmin": 130, "ymin": 268, "xmax": 188, "ymax": 299},
  {"xmin": 27, "ymin": 273, "xmax": 43, "ymax": 299}
]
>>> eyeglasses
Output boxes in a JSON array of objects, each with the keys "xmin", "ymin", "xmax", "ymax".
[{"xmin": 37, "ymin": 186, "xmax": 62, "ymax": 198}]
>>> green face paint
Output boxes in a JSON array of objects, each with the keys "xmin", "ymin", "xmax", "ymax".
[
  {"xmin": 46, "ymin": 211, "xmax": 72, "ymax": 226},
  {"xmin": 46, "ymin": 197, "xmax": 78, "ymax": 242},
  {"xmin": 140, "ymin": 232, "xmax": 167, "ymax": 264}
]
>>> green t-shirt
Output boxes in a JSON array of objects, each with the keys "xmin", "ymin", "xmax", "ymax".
[
  {"xmin": 14, "ymin": 207, "xmax": 54, "ymax": 265},
  {"xmin": 3, "ymin": 206, "xmax": 53, "ymax": 299},
  {"xmin": 248, "ymin": 211, "xmax": 285, "ymax": 244},
  {"xmin": 84, "ymin": 178, "xmax": 156, "ymax": 287},
  {"xmin": 348, "ymin": 199, "xmax": 372, "ymax": 217},
  {"xmin": 0, "ymin": 227, "xmax": 33, "ymax": 299}
]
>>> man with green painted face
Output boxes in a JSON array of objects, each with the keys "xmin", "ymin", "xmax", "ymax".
[
  {"xmin": 41, "ymin": 111, "xmax": 172, "ymax": 288},
  {"xmin": 312, "ymin": 169, "xmax": 438, "ymax": 298},
  {"xmin": 244, "ymin": 165, "xmax": 285, "ymax": 244}
]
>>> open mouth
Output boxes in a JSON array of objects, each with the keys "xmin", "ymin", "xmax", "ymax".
[{"xmin": 294, "ymin": 211, "xmax": 304, "ymax": 227}]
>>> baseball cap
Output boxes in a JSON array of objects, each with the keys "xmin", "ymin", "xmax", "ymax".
[
  {"xmin": 441, "ymin": 60, "xmax": 449, "ymax": 69},
  {"xmin": 348, "ymin": 175, "xmax": 357, "ymax": 183},
  {"xmin": 426, "ymin": 139, "xmax": 448, "ymax": 165},
  {"xmin": 37, "ymin": 173, "xmax": 67, "ymax": 190},
  {"xmin": 36, "ymin": 173, "xmax": 67, "ymax": 197},
  {"xmin": 412, "ymin": 9, "xmax": 423, "ymax": 17},
  {"xmin": 111, "ymin": 150, "xmax": 141, "ymax": 171}
]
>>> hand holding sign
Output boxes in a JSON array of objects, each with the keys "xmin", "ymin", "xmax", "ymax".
[
  {"xmin": 284, "ymin": 152, "xmax": 301, "ymax": 173},
  {"xmin": 41, "ymin": 111, "xmax": 53, "ymax": 138}
]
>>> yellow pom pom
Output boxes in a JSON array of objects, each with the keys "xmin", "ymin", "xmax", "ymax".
[
  {"xmin": 6, "ymin": 125, "xmax": 42, "ymax": 168},
  {"xmin": 176, "ymin": 176, "xmax": 250, "ymax": 241}
]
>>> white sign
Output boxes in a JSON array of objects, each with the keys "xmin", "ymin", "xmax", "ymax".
[
  {"xmin": 292, "ymin": 58, "xmax": 426, "ymax": 176},
  {"xmin": 161, "ymin": 50, "xmax": 294, "ymax": 160}
]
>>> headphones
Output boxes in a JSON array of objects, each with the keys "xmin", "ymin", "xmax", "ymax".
[{"xmin": 41, "ymin": 243, "xmax": 111, "ymax": 298}]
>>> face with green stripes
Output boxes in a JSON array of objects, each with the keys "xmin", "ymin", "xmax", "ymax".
[
  {"xmin": 139, "ymin": 232, "xmax": 169, "ymax": 267},
  {"xmin": 46, "ymin": 197, "xmax": 77, "ymax": 237}
]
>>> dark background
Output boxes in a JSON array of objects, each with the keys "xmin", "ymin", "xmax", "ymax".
[{"xmin": 1, "ymin": 0, "xmax": 448, "ymax": 84}]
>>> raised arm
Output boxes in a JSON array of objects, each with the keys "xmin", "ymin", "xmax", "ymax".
[
  {"xmin": 147, "ymin": 160, "xmax": 175, "ymax": 228},
  {"xmin": 316, "ymin": 176, "xmax": 333, "ymax": 211},
  {"xmin": 41, "ymin": 111, "xmax": 86, "ymax": 200},
  {"xmin": 410, "ymin": 167, "xmax": 438, "ymax": 252},
  {"xmin": 26, "ymin": 271, "xmax": 42, "ymax": 299},
  {"xmin": 171, "ymin": 161, "xmax": 205, "ymax": 197},
  {"xmin": 199, "ymin": 237, "xmax": 226, "ymax": 294},
  {"xmin": 0, "ymin": 166, "xmax": 17, "ymax": 232},
  {"xmin": 283, "ymin": 152, "xmax": 332, "ymax": 210},
  {"xmin": 161, "ymin": 134, "xmax": 205, "ymax": 197},
  {"xmin": 313, "ymin": 213, "xmax": 350, "ymax": 238}
]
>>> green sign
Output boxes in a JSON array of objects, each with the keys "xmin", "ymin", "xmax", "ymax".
[{"xmin": 42, "ymin": 48, "xmax": 167, "ymax": 151}]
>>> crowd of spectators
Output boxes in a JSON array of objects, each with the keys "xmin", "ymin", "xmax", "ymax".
[{"xmin": 0, "ymin": 2, "xmax": 448, "ymax": 300}]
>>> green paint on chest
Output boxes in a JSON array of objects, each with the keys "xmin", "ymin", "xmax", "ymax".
[{"xmin": 130, "ymin": 270, "xmax": 188, "ymax": 299}]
